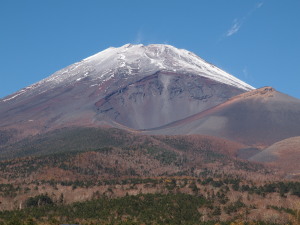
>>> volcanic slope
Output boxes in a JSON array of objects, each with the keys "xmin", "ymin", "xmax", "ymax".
[
  {"xmin": 249, "ymin": 136, "xmax": 300, "ymax": 178},
  {"xmin": 0, "ymin": 44, "xmax": 253, "ymax": 143},
  {"xmin": 147, "ymin": 87, "xmax": 300, "ymax": 147}
]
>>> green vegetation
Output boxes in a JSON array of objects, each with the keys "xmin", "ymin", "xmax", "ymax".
[
  {"xmin": 145, "ymin": 146, "xmax": 178, "ymax": 165},
  {"xmin": 0, "ymin": 192, "xmax": 293, "ymax": 225},
  {"xmin": 224, "ymin": 200, "xmax": 246, "ymax": 215},
  {"xmin": 268, "ymin": 205, "xmax": 296, "ymax": 216},
  {"xmin": 235, "ymin": 181, "xmax": 300, "ymax": 197},
  {"xmin": 25, "ymin": 194, "xmax": 54, "ymax": 208},
  {"xmin": 0, "ymin": 184, "xmax": 20, "ymax": 197},
  {"xmin": 0, "ymin": 193, "xmax": 207, "ymax": 224},
  {"xmin": 0, "ymin": 127, "xmax": 133, "ymax": 160},
  {"xmin": 158, "ymin": 136, "xmax": 194, "ymax": 151},
  {"xmin": 0, "ymin": 176, "xmax": 298, "ymax": 224}
]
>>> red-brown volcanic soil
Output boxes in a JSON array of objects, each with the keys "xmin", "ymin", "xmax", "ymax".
[
  {"xmin": 249, "ymin": 136, "xmax": 300, "ymax": 178},
  {"xmin": 148, "ymin": 87, "xmax": 300, "ymax": 147}
]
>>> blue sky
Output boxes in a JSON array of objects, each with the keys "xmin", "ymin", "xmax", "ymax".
[{"xmin": 1, "ymin": 0, "xmax": 299, "ymax": 98}]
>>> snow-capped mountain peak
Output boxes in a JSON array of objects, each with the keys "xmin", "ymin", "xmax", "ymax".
[
  {"xmin": 1, "ymin": 44, "xmax": 254, "ymax": 103},
  {"xmin": 83, "ymin": 43, "xmax": 253, "ymax": 90}
]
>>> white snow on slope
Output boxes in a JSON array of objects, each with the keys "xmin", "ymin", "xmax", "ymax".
[{"xmin": 1, "ymin": 44, "xmax": 254, "ymax": 102}]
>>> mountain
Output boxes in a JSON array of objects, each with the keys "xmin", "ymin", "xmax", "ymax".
[
  {"xmin": 1, "ymin": 44, "xmax": 300, "ymax": 224},
  {"xmin": 0, "ymin": 44, "xmax": 253, "ymax": 143},
  {"xmin": 146, "ymin": 87, "xmax": 300, "ymax": 147},
  {"xmin": 1, "ymin": 44, "xmax": 300, "ymax": 168}
]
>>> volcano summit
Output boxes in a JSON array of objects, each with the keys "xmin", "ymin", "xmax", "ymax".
[{"xmin": 0, "ymin": 44, "xmax": 254, "ymax": 139}]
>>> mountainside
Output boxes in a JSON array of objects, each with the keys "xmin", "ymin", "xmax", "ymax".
[
  {"xmin": 0, "ymin": 127, "xmax": 245, "ymax": 161},
  {"xmin": 249, "ymin": 136, "xmax": 300, "ymax": 177},
  {"xmin": 146, "ymin": 87, "xmax": 300, "ymax": 147},
  {"xmin": 0, "ymin": 44, "xmax": 253, "ymax": 143}
]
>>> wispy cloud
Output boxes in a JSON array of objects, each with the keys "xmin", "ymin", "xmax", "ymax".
[
  {"xmin": 256, "ymin": 2, "xmax": 264, "ymax": 8},
  {"xmin": 226, "ymin": 19, "xmax": 242, "ymax": 37},
  {"xmin": 241, "ymin": 66, "xmax": 255, "ymax": 83},
  {"xmin": 134, "ymin": 30, "xmax": 143, "ymax": 44},
  {"xmin": 224, "ymin": 1, "xmax": 264, "ymax": 38},
  {"xmin": 242, "ymin": 67, "xmax": 248, "ymax": 78}
]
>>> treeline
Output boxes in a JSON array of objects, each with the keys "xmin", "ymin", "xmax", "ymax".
[
  {"xmin": 0, "ymin": 176, "xmax": 299, "ymax": 224},
  {"xmin": 0, "ymin": 193, "xmax": 206, "ymax": 224},
  {"xmin": 0, "ymin": 193, "xmax": 289, "ymax": 225},
  {"xmin": 232, "ymin": 181, "xmax": 300, "ymax": 197}
]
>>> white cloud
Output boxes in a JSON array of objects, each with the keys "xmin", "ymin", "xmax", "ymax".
[
  {"xmin": 226, "ymin": 19, "xmax": 242, "ymax": 37},
  {"xmin": 224, "ymin": 1, "xmax": 264, "ymax": 38}
]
